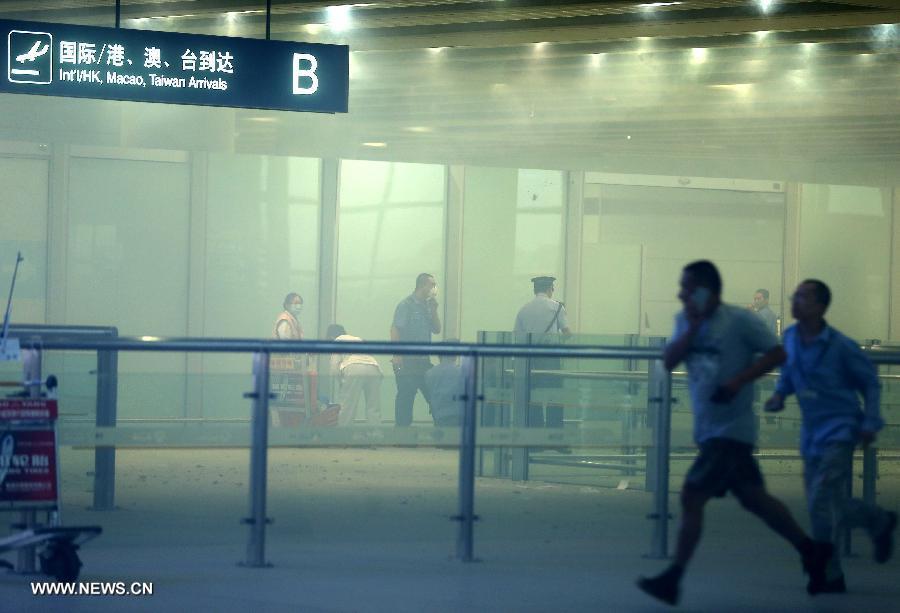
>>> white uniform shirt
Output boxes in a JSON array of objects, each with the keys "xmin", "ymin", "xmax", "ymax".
[{"xmin": 514, "ymin": 293, "xmax": 568, "ymax": 335}]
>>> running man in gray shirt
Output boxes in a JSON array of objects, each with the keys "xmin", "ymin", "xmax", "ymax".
[{"xmin": 638, "ymin": 260, "xmax": 830, "ymax": 606}]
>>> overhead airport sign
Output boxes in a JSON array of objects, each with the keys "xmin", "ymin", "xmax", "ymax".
[{"xmin": 0, "ymin": 19, "xmax": 348, "ymax": 113}]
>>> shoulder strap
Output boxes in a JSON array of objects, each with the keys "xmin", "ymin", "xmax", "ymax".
[{"xmin": 543, "ymin": 302, "xmax": 563, "ymax": 334}]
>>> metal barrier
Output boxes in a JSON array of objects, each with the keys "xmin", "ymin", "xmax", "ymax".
[
  {"xmin": 10, "ymin": 335, "xmax": 669, "ymax": 565},
  {"xmin": 7, "ymin": 334, "xmax": 900, "ymax": 566},
  {"xmin": 9, "ymin": 325, "xmax": 118, "ymax": 511}
]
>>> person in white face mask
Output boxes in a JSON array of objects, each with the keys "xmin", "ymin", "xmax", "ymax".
[
  {"xmin": 271, "ymin": 292, "xmax": 315, "ymax": 424},
  {"xmin": 275, "ymin": 292, "xmax": 305, "ymax": 340}
]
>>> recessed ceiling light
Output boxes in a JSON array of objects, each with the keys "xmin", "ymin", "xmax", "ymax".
[
  {"xmin": 638, "ymin": 2, "xmax": 683, "ymax": 8},
  {"xmin": 326, "ymin": 5, "xmax": 352, "ymax": 32},
  {"xmin": 757, "ymin": 0, "xmax": 776, "ymax": 14},
  {"xmin": 363, "ymin": 142, "xmax": 387, "ymax": 148}
]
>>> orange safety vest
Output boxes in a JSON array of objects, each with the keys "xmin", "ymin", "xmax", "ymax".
[
  {"xmin": 272, "ymin": 311, "xmax": 306, "ymax": 371},
  {"xmin": 273, "ymin": 311, "xmax": 303, "ymax": 340}
]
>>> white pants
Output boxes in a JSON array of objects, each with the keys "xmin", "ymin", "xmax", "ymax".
[{"xmin": 337, "ymin": 363, "xmax": 382, "ymax": 426}]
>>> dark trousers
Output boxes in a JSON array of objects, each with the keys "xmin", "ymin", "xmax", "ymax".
[{"xmin": 394, "ymin": 362, "xmax": 431, "ymax": 426}]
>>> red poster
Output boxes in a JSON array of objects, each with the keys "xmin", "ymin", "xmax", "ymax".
[{"xmin": 0, "ymin": 429, "xmax": 57, "ymax": 503}]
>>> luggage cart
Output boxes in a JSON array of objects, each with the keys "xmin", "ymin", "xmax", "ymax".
[
  {"xmin": 269, "ymin": 356, "xmax": 339, "ymax": 427},
  {"xmin": 0, "ymin": 397, "xmax": 102, "ymax": 581}
]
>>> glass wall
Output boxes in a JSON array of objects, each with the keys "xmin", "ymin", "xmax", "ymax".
[
  {"xmin": 581, "ymin": 181, "xmax": 785, "ymax": 337},
  {"xmin": 459, "ymin": 167, "xmax": 565, "ymax": 341},
  {"xmin": 798, "ymin": 184, "xmax": 892, "ymax": 342},
  {"xmin": 335, "ymin": 159, "xmax": 446, "ymax": 422},
  {"xmin": 201, "ymin": 153, "xmax": 322, "ymax": 418}
]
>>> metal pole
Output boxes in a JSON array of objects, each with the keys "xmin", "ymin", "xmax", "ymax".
[
  {"xmin": 93, "ymin": 345, "xmax": 118, "ymax": 510},
  {"xmin": 510, "ymin": 334, "xmax": 531, "ymax": 481},
  {"xmin": 862, "ymin": 446, "xmax": 877, "ymax": 506},
  {"xmin": 115, "ymin": 0, "xmax": 121, "ymax": 28},
  {"xmin": 16, "ymin": 350, "xmax": 41, "ymax": 573},
  {"xmin": 644, "ymin": 338, "xmax": 661, "ymax": 494},
  {"xmin": 242, "ymin": 352, "xmax": 272, "ymax": 567},
  {"xmin": 843, "ymin": 453, "xmax": 853, "ymax": 556},
  {"xmin": 456, "ymin": 354, "xmax": 479, "ymax": 561},
  {"xmin": 647, "ymin": 352, "xmax": 672, "ymax": 559},
  {"xmin": 265, "ymin": 0, "xmax": 272, "ymax": 40}
]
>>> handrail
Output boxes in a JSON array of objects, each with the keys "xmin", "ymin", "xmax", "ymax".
[
  {"xmin": 13, "ymin": 335, "xmax": 667, "ymax": 360},
  {"xmin": 14, "ymin": 334, "xmax": 900, "ymax": 364}
]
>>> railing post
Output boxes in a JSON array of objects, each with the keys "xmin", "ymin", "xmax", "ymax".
[
  {"xmin": 862, "ymin": 446, "xmax": 877, "ymax": 506},
  {"xmin": 456, "ymin": 354, "xmax": 479, "ymax": 562},
  {"xmin": 93, "ymin": 343, "xmax": 118, "ymax": 511},
  {"xmin": 510, "ymin": 335, "xmax": 531, "ymax": 481},
  {"xmin": 242, "ymin": 351, "xmax": 272, "ymax": 567},
  {"xmin": 647, "ymin": 344, "xmax": 672, "ymax": 559},
  {"xmin": 16, "ymin": 349, "xmax": 41, "ymax": 573}
]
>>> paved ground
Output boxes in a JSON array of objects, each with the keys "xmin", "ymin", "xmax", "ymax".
[{"xmin": 2, "ymin": 447, "xmax": 898, "ymax": 612}]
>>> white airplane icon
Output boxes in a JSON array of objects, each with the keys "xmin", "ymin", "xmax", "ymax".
[{"xmin": 15, "ymin": 40, "xmax": 49, "ymax": 64}]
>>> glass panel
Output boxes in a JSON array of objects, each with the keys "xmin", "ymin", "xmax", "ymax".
[
  {"xmin": 584, "ymin": 183, "xmax": 785, "ymax": 337},
  {"xmin": 460, "ymin": 167, "xmax": 565, "ymax": 341},
  {"xmin": 0, "ymin": 155, "xmax": 49, "ymax": 391},
  {"xmin": 335, "ymin": 160, "xmax": 445, "ymax": 425},
  {"xmin": 67, "ymin": 156, "xmax": 191, "ymax": 419},
  {"xmin": 204, "ymin": 153, "xmax": 321, "ymax": 420},
  {"xmin": 799, "ymin": 184, "xmax": 891, "ymax": 342}
]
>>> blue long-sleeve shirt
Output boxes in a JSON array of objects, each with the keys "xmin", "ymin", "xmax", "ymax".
[{"xmin": 776, "ymin": 323, "xmax": 882, "ymax": 457}]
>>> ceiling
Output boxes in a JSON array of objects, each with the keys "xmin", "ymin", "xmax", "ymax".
[{"xmin": 1, "ymin": 1, "xmax": 899, "ymax": 178}]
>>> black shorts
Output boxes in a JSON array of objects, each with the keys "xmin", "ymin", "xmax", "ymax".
[{"xmin": 684, "ymin": 438, "xmax": 764, "ymax": 498}]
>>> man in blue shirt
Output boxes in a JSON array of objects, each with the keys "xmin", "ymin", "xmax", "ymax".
[
  {"xmin": 638, "ymin": 261, "xmax": 829, "ymax": 606},
  {"xmin": 765, "ymin": 279, "xmax": 897, "ymax": 594},
  {"xmin": 390, "ymin": 273, "xmax": 441, "ymax": 427}
]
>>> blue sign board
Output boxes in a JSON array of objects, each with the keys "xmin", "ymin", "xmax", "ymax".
[{"xmin": 0, "ymin": 19, "xmax": 348, "ymax": 113}]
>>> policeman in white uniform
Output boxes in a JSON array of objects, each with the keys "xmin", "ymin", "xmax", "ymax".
[{"xmin": 514, "ymin": 275, "xmax": 571, "ymax": 428}]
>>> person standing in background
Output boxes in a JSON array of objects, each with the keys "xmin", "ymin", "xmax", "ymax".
[
  {"xmin": 513, "ymin": 275, "xmax": 570, "ymax": 428},
  {"xmin": 749, "ymin": 288, "xmax": 778, "ymax": 336},
  {"xmin": 274, "ymin": 292, "xmax": 305, "ymax": 341},
  {"xmin": 272, "ymin": 292, "xmax": 313, "ymax": 423},
  {"xmin": 390, "ymin": 273, "xmax": 441, "ymax": 427}
]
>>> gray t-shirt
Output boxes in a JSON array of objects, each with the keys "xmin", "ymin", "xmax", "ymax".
[
  {"xmin": 514, "ymin": 294, "xmax": 568, "ymax": 336},
  {"xmin": 670, "ymin": 303, "xmax": 778, "ymax": 446}
]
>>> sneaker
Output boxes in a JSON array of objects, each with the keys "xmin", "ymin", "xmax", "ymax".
[
  {"xmin": 803, "ymin": 541, "xmax": 833, "ymax": 595},
  {"xmin": 637, "ymin": 574, "xmax": 680, "ymax": 606},
  {"xmin": 874, "ymin": 511, "xmax": 898, "ymax": 564},
  {"xmin": 810, "ymin": 574, "xmax": 846, "ymax": 595}
]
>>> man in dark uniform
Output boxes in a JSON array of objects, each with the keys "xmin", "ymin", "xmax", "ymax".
[
  {"xmin": 390, "ymin": 273, "xmax": 441, "ymax": 426},
  {"xmin": 514, "ymin": 275, "xmax": 571, "ymax": 428}
]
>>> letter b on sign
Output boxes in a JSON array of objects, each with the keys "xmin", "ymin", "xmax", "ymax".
[{"xmin": 292, "ymin": 53, "xmax": 318, "ymax": 95}]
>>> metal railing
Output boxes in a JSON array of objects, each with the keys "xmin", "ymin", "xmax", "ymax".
[{"xmin": 8, "ymin": 331, "xmax": 900, "ymax": 567}]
